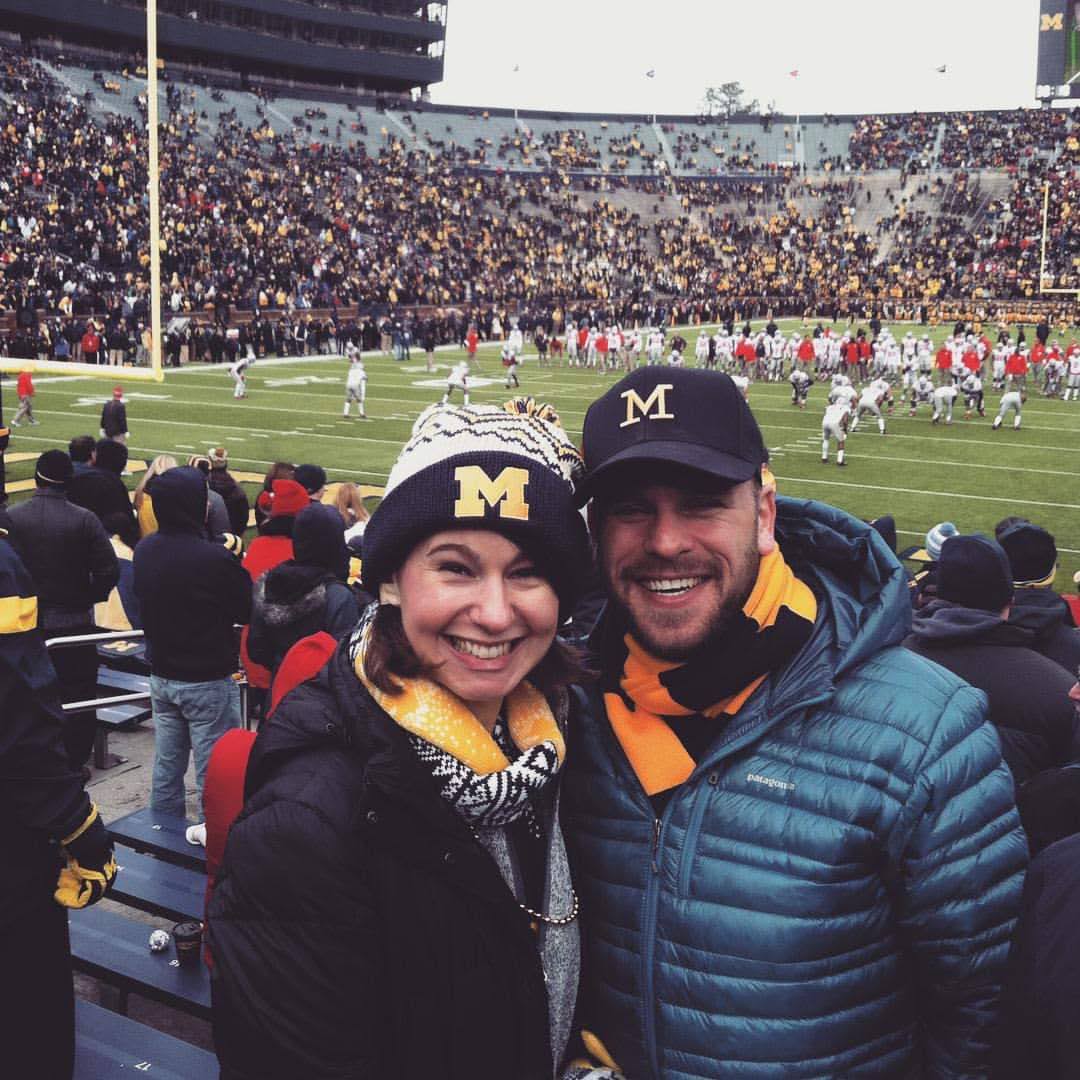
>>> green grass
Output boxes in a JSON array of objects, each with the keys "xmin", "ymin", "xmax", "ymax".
[{"xmin": 5, "ymin": 317, "xmax": 1080, "ymax": 590}]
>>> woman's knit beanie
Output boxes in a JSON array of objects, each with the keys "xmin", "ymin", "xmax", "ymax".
[{"xmin": 361, "ymin": 398, "xmax": 591, "ymax": 618}]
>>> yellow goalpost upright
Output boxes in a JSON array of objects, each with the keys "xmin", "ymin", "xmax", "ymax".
[
  {"xmin": 0, "ymin": 0, "xmax": 164, "ymax": 383},
  {"xmin": 1039, "ymin": 180, "xmax": 1080, "ymax": 305}
]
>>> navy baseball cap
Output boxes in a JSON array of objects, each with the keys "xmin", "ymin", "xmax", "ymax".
[{"xmin": 577, "ymin": 368, "xmax": 768, "ymax": 503}]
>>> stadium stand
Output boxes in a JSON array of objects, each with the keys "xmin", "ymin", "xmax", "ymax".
[{"xmin": 2, "ymin": 45, "xmax": 1078, "ymax": 338}]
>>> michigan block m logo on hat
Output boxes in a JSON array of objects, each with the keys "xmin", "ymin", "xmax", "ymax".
[
  {"xmin": 453, "ymin": 465, "xmax": 530, "ymax": 521},
  {"xmin": 620, "ymin": 383, "xmax": 675, "ymax": 428}
]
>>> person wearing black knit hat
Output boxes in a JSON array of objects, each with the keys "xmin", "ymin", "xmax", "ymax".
[
  {"xmin": 997, "ymin": 520, "xmax": 1080, "ymax": 672},
  {"xmin": 905, "ymin": 534, "xmax": 1079, "ymax": 802},
  {"xmin": 210, "ymin": 398, "xmax": 600, "ymax": 1080},
  {"xmin": 7, "ymin": 450, "xmax": 119, "ymax": 769}
]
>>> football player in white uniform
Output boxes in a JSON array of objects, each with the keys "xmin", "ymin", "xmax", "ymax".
[
  {"xmin": 931, "ymin": 383, "xmax": 959, "ymax": 425},
  {"xmin": 695, "ymin": 331, "xmax": 710, "ymax": 367},
  {"xmin": 961, "ymin": 372, "xmax": 985, "ymax": 419},
  {"xmin": 502, "ymin": 343, "xmax": 521, "ymax": 389},
  {"xmin": 730, "ymin": 373, "xmax": 750, "ymax": 400},
  {"xmin": 1064, "ymin": 343, "xmax": 1080, "ymax": 400},
  {"xmin": 851, "ymin": 379, "xmax": 891, "ymax": 435},
  {"xmin": 343, "ymin": 347, "xmax": 367, "ymax": 419},
  {"xmin": 790, "ymin": 367, "xmax": 811, "ymax": 408},
  {"xmin": 908, "ymin": 373, "xmax": 934, "ymax": 416},
  {"xmin": 647, "ymin": 328, "xmax": 664, "ymax": 365},
  {"xmin": 992, "ymin": 388, "xmax": 1025, "ymax": 430},
  {"xmin": 821, "ymin": 400, "xmax": 852, "ymax": 466},
  {"xmin": 228, "ymin": 355, "xmax": 250, "ymax": 399},
  {"xmin": 442, "ymin": 359, "xmax": 471, "ymax": 405}
]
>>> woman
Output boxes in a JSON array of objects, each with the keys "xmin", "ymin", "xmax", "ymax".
[
  {"xmin": 208, "ymin": 400, "xmax": 593, "ymax": 1080},
  {"xmin": 132, "ymin": 454, "xmax": 177, "ymax": 538},
  {"xmin": 332, "ymin": 480, "xmax": 370, "ymax": 550}
]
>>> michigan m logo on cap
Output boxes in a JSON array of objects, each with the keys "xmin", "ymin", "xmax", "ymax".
[
  {"xmin": 620, "ymin": 384, "xmax": 675, "ymax": 428},
  {"xmin": 453, "ymin": 465, "xmax": 530, "ymax": 521},
  {"xmin": 1041, "ymin": 12, "xmax": 1063, "ymax": 29}
]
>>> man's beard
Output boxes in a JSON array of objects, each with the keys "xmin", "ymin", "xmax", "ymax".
[{"xmin": 604, "ymin": 542, "xmax": 761, "ymax": 663}]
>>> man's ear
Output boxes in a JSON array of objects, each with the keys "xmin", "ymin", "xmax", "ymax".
[
  {"xmin": 757, "ymin": 486, "xmax": 777, "ymax": 557},
  {"xmin": 379, "ymin": 579, "xmax": 401, "ymax": 606}
]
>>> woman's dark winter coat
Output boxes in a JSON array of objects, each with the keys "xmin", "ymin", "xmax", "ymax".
[{"xmin": 207, "ymin": 642, "xmax": 558, "ymax": 1080}]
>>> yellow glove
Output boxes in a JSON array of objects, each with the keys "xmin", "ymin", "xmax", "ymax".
[{"xmin": 54, "ymin": 805, "xmax": 118, "ymax": 909}]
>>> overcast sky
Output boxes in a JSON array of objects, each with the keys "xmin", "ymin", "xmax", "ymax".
[{"xmin": 430, "ymin": 0, "xmax": 1046, "ymax": 117}]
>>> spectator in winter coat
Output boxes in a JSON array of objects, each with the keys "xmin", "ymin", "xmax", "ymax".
[
  {"xmin": 561, "ymin": 369, "xmax": 1026, "ymax": 1078},
  {"xmin": 187, "ymin": 456, "xmax": 235, "ymax": 542},
  {"xmin": 253, "ymin": 461, "xmax": 295, "ymax": 532},
  {"xmin": 209, "ymin": 400, "xmax": 593, "ymax": 1080},
  {"xmin": 67, "ymin": 439, "xmax": 139, "ymax": 549},
  {"xmin": 904, "ymin": 533, "xmax": 1080, "ymax": 788},
  {"xmin": 68, "ymin": 435, "xmax": 96, "ymax": 477},
  {"xmin": 7, "ymin": 450, "xmax": 119, "ymax": 768},
  {"xmin": 247, "ymin": 503, "xmax": 359, "ymax": 675},
  {"xmin": 207, "ymin": 447, "xmax": 250, "ymax": 537},
  {"xmin": 133, "ymin": 467, "xmax": 252, "ymax": 823},
  {"xmin": 100, "ymin": 386, "xmax": 128, "ymax": 444},
  {"xmin": 997, "ymin": 520, "xmax": 1080, "ymax": 672},
  {"xmin": 0, "ymin": 533, "xmax": 116, "ymax": 1080},
  {"xmin": 993, "ymin": 675, "xmax": 1080, "ymax": 1079}
]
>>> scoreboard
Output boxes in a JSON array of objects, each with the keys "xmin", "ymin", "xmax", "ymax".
[{"xmin": 1036, "ymin": 0, "xmax": 1080, "ymax": 99}]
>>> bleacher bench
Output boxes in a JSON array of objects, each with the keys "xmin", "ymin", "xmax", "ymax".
[
  {"xmin": 110, "ymin": 845, "xmax": 206, "ymax": 924},
  {"xmin": 108, "ymin": 808, "xmax": 207, "ymax": 872},
  {"xmin": 70, "ymin": 905, "xmax": 211, "ymax": 1020},
  {"xmin": 92, "ymin": 667, "xmax": 153, "ymax": 770},
  {"xmin": 74, "ymin": 998, "xmax": 216, "ymax": 1079}
]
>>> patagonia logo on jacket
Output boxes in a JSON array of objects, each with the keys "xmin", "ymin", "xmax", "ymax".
[{"xmin": 747, "ymin": 772, "xmax": 796, "ymax": 793}]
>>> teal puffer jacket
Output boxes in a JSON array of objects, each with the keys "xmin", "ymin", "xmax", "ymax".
[{"xmin": 563, "ymin": 497, "xmax": 1027, "ymax": 1080}]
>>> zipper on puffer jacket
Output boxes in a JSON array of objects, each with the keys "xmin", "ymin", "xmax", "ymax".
[{"xmin": 641, "ymin": 813, "xmax": 664, "ymax": 1080}]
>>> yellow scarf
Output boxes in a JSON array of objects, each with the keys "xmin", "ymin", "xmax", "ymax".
[
  {"xmin": 353, "ymin": 624, "xmax": 565, "ymax": 774},
  {"xmin": 604, "ymin": 547, "xmax": 817, "ymax": 796}
]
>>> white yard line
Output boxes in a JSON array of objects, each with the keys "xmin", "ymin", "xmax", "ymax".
[{"xmin": 773, "ymin": 474, "xmax": 1080, "ymax": 510}]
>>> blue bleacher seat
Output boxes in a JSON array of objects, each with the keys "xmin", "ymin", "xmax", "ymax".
[
  {"xmin": 70, "ymin": 905, "xmax": 211, "ymax": 1020},
  {"xmin": 111, "ymin": 845, "xmax": 206, "ymax": 923},
  {"xmin": 108, "ymin": 808, "xmax": 207, "ymax": 872},
  {"xmin": 74, "ymin": 999, "xmax": 217, "ymax": 1079}
]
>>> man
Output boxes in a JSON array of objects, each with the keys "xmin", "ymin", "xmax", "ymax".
[
  {"xmin": 564, "ymin": 368, "xmax": 1026, "ymax": 1079},
  {"xmin": 294, "ymin": 463, "xmax": 327, "ymax": 504},
  {"xmin": 931, "ymin": 381, "xmax": 959, "ymax": 424},
  {"xmin": 8, "ymin": 451, "xmax": 119, "ymax": 769},
  {"xmin": 821, "ymin": 396, "xmax": 851, "ymax": 465},
  {"xmin": 343, "ymin": 343, "xmax": 367, "ymax": 419},
  {"xmin": 133, "ymin": 467, "xmax": 252, "ymax": 823},
  {"xmin": 68, "ymin": 435, "xmax": 96, "ymax": 477},
  {"xmin": 67, "ymin": 438, "xmax": 140, "ymax": 550},
  {"xmin": 207, "ymin": 447, "xmax": 251, "ymax": 537},
  {"xmin": 442, "ymin": 359, "xmax": 470, "ymax": 405},
  {"xmin": 850, "ymin": 377, "xmax": 891, "ymax": 434},
  {"xmin": 992, "ymin": 386, "xmax": 1025, "ymax": 430},
  {"xmin": 100, "ymin": 385, "xmax": 128, "ymax": 444},
  {"xmin": 903, "ymin": 533, "xmax": 1079, "ymax": 789},
  {"xmin": 993, "ymin": 672, "xmax": 1080, "ymax": 1079},
  {"xmin": 997, "ymin": 520, "xmax": 1080, "ymax": 673},
  {"xmin": 0, "ymin": 529, "xmax": 116, "ymax": 1079},
  {"xmin": 9, "ymin": 367, "xmax": 37, "ymax": 427}
]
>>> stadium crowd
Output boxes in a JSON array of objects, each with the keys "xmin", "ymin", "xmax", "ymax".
[{"xmin": 2, "ymin": 47, "xmax": 1079, "ymax": 343}]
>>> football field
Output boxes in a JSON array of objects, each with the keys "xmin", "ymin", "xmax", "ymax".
[{"xmin": 4, "ymin": 319, "xmax": 1079, "ymax": 585}]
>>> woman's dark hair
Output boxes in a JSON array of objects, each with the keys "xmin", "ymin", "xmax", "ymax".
[
  {"xmin": 263, "ymin": 461, "xmax": 295, "ymax": 490},
  {"xmin": 363, "ymin": 604, "xmax": 593, "ymax": 698}
]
